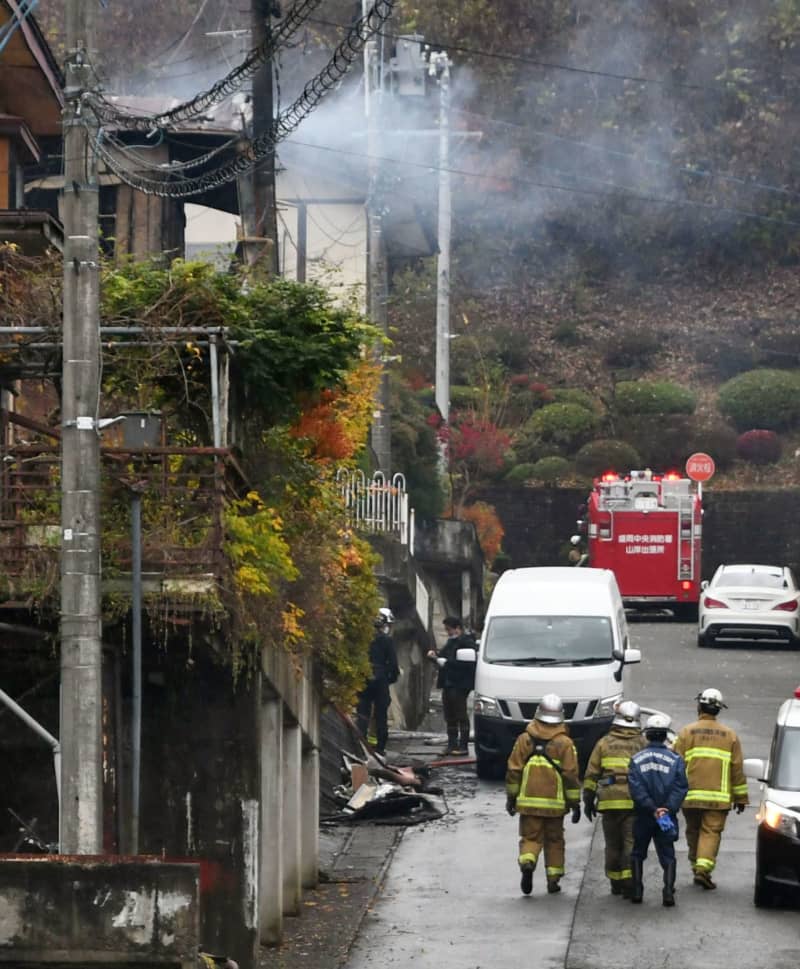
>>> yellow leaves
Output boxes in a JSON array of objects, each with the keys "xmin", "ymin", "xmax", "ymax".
[{"xmin": 281, "ymin": 602, "xmax": 305, "ymax": 648}]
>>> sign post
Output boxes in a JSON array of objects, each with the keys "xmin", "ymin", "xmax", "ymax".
[{"xmin": 685, "ymin": 452, "xmax": 715, "ymax": 499}]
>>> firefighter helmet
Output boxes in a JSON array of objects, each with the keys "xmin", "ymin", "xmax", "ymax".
[
  {"xmin": 644, "ymin": 713, "xmax": 671, "ymax": 738},
  {"xmin": 375, "ymin": 607, "xmax": 394, "ymax": 628},
  {"xmin": 613, "ymin": 700, "xmax": 641, "ymax": 727},
  {"xmin": 535, "ymin": 693, "xmax": 564, "ymax": 724},
  {"xmin": 696, "ymin": 687, "xmax": 727, "ymax": 712}
]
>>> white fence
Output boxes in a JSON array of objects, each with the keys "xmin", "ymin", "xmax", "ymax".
[{"xmin": 336, "ymin": 469, "xmax": 412, "ymax": 547}]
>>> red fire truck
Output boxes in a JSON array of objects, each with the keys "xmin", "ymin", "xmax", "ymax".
[{"xmin": 576, "ymin": 470, "xmax": 702, "ymax": 619}]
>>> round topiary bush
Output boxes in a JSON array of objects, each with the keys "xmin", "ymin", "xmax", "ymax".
[
  {"xmin": 531, "ymin": 456, "xmax": 572, "ymax": 485},
  {"xmin": 505, "ymin": 462, "xmax": 538, "ymax": 483},
  {"xmin": 525, "ymin": 402, "xmax": 599, "ymax": 451},
  {"xmin": 718, "ymin": 369, "xmax": 800, "ymax": 431},
  {"xmin": 575, "ymin": 439, "xmax": 642, "ymax": 478},
  {"xmin": 551, "ymin": 388, "xmax": 599, "ymax": 412},
  {"xmin": 613, "ymin": 380, "xmax": 696, "ymax": 415},
  {"xmin": 685, "ymin": 422, "xmax": 739, "ymax": 470},
  {"xmin": 736, "ymin": 429, "xmax": 782, "ymax": 465}
]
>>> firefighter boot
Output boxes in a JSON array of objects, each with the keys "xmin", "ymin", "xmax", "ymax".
[
  {"xmin": 693, "ymin": 869, "xmax": 716, "ymax": 890},
  {"xmin": 621, "ymin": 878, "xmax": 634, "ymax": 900},
  {"xmin": 546, "ymin": 878, "xmax": 561, "ymax": 894},
  {"xmin": 610, "ymin": 879, "xmax": 622, "ymax": 895},
  {"xmin": 662, "ymin": 861, "xmax": 676, "ymax": 907},
  {"xmin": 630, "ymin": 858, "xmax": 644, "ymax": 904},
  {"xmin": 520, "ymin": 863, "xmax": 534, "ymax": 896}
]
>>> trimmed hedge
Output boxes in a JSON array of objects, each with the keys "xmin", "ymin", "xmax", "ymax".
[
  {"xmin": 718, "ymin": 368, "xmax": 800, "ymax": 431},
  {"xmin": 575, "ymin": 439, "xmax": 642, "ymax": 478},
  {"xmin": 736, "ymin": 429, "xmax": 782, "ymax": 465},
  {"xmin": 613, "ymin": 380, "xmax": 696, "ymax": 415},
  {"xmin": 530, "ymin": 456, "xmax": 572, "ymax": 485},
  {"xmin": 525, "ymin": 402, "xmax": 599, "ymax": 450}
]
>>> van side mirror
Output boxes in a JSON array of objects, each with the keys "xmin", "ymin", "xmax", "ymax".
[
  {"xmin": 456, "ymin": 648, "xmax": 477, "ymax": 663},
  {"xmin": 743, "ymin": 757, "xmax": 766, "ymax": 782}
]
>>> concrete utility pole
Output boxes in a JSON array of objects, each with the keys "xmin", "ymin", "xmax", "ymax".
[
  {"xmin": 364, "ymin": 0, "xmax": 391, "ymax": 475},
  {"xmin": 430, "ymin": 51, "xmax": 452, "ymax": 431},
  {"xmin": 240, "ymin": 0, "xmax": 279, "ymax": 271},
  {"xmin": 61, "ymin": 0, "xmax": 103, "ymax": 853}
]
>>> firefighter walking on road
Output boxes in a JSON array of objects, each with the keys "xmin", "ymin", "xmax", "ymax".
[
  {"xmin": 505, "ymin": 694, "xmax": 581, "ymax": 896},
  {"xmin": 673, "ymin": 687, "xmax": 748, "ymax": 890},
  {"xmin": 583, "ymin": 700, "xmax": 645, "ymax": 898}
]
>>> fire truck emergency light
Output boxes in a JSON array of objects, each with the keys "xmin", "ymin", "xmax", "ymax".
[
  {"xmin": 601, "ymin": 471, "xmax": 619, "ymax": 482},
  {"xmin": 664, "ymin": 471, "xmax": 682, "ymax": 480}
]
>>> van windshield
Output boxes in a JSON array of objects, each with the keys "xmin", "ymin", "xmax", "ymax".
[
  {"xmin": 482, "ymin": 615, "xmax": 615, "ymax": 665},
  {"xmin": 773, "ymin": 726, "xmax": 800, "ymax": 791}
]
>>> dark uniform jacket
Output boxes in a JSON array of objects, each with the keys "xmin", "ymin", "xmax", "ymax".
[
  {"xmin": 433, "ymin": 632, "xmax": 476, "ymax": 691},
  {"xmin": 672, "ymin": 712, "xmax": 749, "ymax": 810},
  {"xmin": 506, "ymin": 719, "xmax": 581, "ymax": 817},
  {"xmin": 367, "ymin": 632, "xmax": 399, "ymax": 685},
  {"xmin": 628, "ymin": 742, "xmax": 689, "ymax": 816},
  {"xmin": 583, "ymin": 725, "xmax": 646, "ymax": 811}
]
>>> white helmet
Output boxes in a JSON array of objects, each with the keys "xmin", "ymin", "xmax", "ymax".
[
  {"xmin": 696, "ymin": 687, "xmax": 726, "ymax": 712},
  {"xmin": 535, "ymin": 693, "xmax": 564, "ymax": 724},
  {"xmin": 375, "ymin": 607, "xmax": 394, "ymax": 628},
  {"xmin": 644, "ymin": 713, "xmax": 672, "ymax": 735},
  {"xmin": 570, "ymin": 535, "xmax": 582, "ymax": 546},
  {"xmin": 613, "ymin": 700, "xmax": 641, "ymax": 727}
]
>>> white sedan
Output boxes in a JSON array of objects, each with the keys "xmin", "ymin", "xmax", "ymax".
[{"xmin": 697, "ymin": 564, "xmax": 800, "ymax": 648}]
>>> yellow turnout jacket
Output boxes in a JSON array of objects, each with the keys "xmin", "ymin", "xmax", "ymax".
[
  {"xmin": 583, "ymin": 725, "xmax": 645, "ymax": 811},
  {"xmin": 506, "ymin": 719, "xmax": 580, "ymax": 817},
  {"xmin": 673, "ymin": 712, "xmax": 749, "ymax": 810}
]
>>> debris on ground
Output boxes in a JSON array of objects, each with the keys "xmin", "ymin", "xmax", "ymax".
[{"xmin": 323, "ymin": 745, "xmax": 448, "ymax": 826}]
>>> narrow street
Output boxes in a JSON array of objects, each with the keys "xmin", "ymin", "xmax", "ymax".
[{"xmin": 343, "ymin": 619, "xmax": 799, "ymax": 969}]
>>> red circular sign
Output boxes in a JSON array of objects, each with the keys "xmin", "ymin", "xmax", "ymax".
[{"xmin": 685, "ymin": 452, "xmax": 715, "ymax": 482}]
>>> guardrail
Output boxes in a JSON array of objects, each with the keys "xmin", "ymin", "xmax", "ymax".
[{"xmin": 336, "ymin": 469, "xmax": 412, "ymax": 548}]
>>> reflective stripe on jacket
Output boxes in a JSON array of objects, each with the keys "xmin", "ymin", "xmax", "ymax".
[
  {"xmin": 584, "ymin": 725, "xmax": 646, "ymax": 811},
  {"xmin": 506, "ymin": 720, "xmax": 580, "ymax": 817},
  {"xmin": 673, "ymin": 713, "xmax": 749, "ymax": 810}
]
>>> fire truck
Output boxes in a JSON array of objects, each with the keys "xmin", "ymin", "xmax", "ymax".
[{"xmin": 576, "ymin": 469, "xmax": 702, "ymax": 618}]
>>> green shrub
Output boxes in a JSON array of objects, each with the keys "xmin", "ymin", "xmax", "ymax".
[
  {"xmin": 685, "ymin": 422, "xmax": 739, "ymax": 470},
  {"xmin": 525, "ymin": 402, "xmax": 599, "ymax": 451},
  {"xmin": 530, "ymin": 456, "xmax": 572, "ymax": 485},
  {"xmin": 736, "ymin": 429, "xmax": 782, "ymax": 464},
  {"xmin": 604, "ymin": 328, "xmax": 660, "ymax": 369},
  {"xmin": 449, "ymin": 384, "xmax": 483, "ymax": 410},
  {"xmin": 718, "ymin": 369, "xmax": 800, "ymax": 431},
  {"xmin": 505, "ymin": 462, "xmax": 538, "ymax": 483},
  {"xmin": 615, "ymin": 415, "xmax": 695, "ymax": 469},
  {"xmin": 575, "ymin": 439, "xmax": 642, "ymax": 478},
  {"xmin": 614, "ymin": 380, "xmax": 696, "ymax": 415},
  {"xmin": 551, "ymin": 388, "xmax": 599, "ymax": 412},
  {"xmin": 552, "ymin": 320, "xmax": 584, "ymax": 346}
]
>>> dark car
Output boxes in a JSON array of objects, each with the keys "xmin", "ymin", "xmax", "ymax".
[{"xmin": 744, "ymin": 687, "xmax": 800, "ymax": 907}]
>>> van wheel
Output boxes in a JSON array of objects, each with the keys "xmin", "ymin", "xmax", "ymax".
[{"xmin": 476, "ymin": 754, "xmax": 501, "ymax": 780}]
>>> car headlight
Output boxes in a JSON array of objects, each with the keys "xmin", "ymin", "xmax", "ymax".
[
  {"xmin": 594, "ymin": 694, "xmax": 623, "ymax": 718},
  {"xmin": 474, "ymin": 694, "xmax": 502, "ymax": 718},
  {"xmin": 759, "ymin": 801, "xmax": 799, "ymax": 838}
]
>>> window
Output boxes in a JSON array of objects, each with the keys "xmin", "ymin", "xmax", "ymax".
[
  {"xmin": 772, "ymin": 726, "xmax": 800, "ymax": 792},
  {"xmin": 482, "ymin": 615, "xmax": 614, "ymax": 665}
]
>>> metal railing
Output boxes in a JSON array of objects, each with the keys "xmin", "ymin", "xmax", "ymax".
[{"xmin": 336, "ymin": 469, "xmax": 411, "ymax": 547}]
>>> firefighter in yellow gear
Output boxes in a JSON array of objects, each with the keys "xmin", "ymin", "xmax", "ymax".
[
  {"xmin": 505, "ymin": 693, "xmax": 581, "ymax": 896},
  {"xmin": 583, "ymin": 700, "xmax": 646, "ymax": 897},
  {"xmin": 672, "ymin": 687, "xmax": 748, "ymax": 890}
]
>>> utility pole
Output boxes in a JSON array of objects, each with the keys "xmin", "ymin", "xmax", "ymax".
[
  {"xmin": 364, "ymin": 0, "xmax": 391, "ymax": 475},
  {"xmin": 61, "ymin": 0, "xmax": 103, "ymax": 854},
  {"xmin": 430, "ymin": 52, "xmax": 451, "ymax": 432},
  {"xmin": 240, "ymin": 1, "xmax": 279, "ymax": 271}
]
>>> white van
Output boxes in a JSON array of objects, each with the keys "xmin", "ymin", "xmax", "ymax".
[{"xmin": 473, "ymin": 567, "xmax": 641, "ymax": 779}]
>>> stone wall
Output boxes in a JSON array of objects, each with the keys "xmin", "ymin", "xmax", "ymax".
[{"xmin": 478, "ymin": 485, "xmax": 800, "ymax": 580}]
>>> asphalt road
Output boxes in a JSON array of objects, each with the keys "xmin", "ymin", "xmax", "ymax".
[{"xmin": 343, "ymin": 619, "xmax": 800, "ymax": 969}]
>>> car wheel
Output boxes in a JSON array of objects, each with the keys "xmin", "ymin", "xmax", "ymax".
[
  {"xmin": 754, "ymin": 871, "xmax": 776, "ymax": 908},
  {"xmin": 697, "ymin": 632, "xmax": 708, "ymax": 648},
  {"xmin": 476, "ymin": 754, "xmax": 501, "ymax": 781}
]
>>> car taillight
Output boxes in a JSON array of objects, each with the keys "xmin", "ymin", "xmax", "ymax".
[
  {"xmin": 773, "ymin": 599, "xmax": 799, "ymax": 612},
  {"xmin": 703, "ymin": 596, "xmax": 728, "ymax": 609}
]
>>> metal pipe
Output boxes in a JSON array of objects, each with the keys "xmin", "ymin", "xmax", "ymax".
[
  {"xmin": 130, "ymin": 489, "xmax": 142, "ymax": 854},
  {"xmin": 0, "ymin": 326, "xmax": 229, "ymax": 334},
  {"xmin": 209, "ymin": 334, "xmax": 221, "ymax": 450},
  {"xmin": 0, "ymin": 685, "xmax": 61, "ymax": 847}
]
